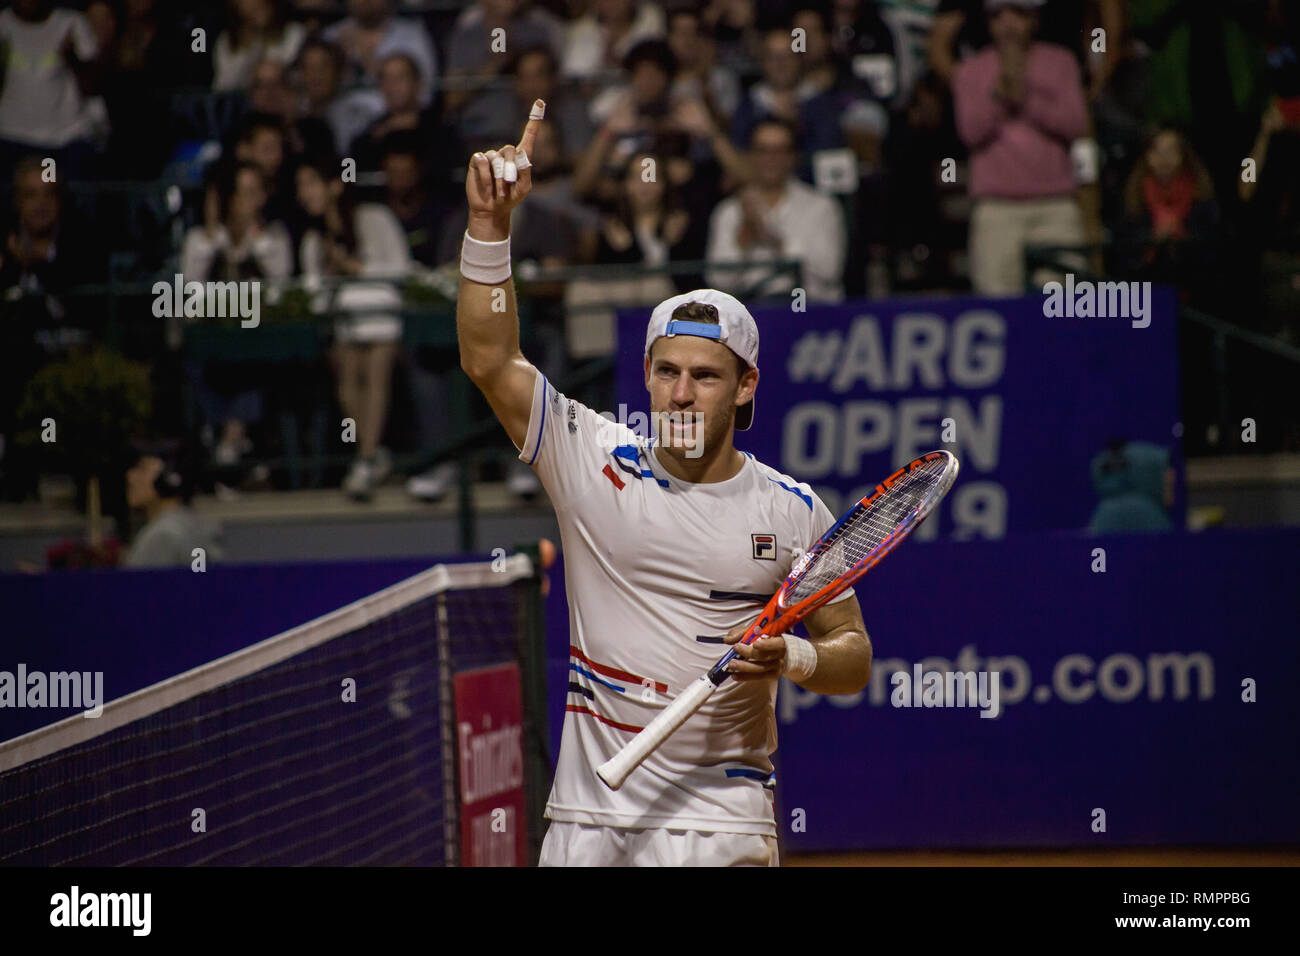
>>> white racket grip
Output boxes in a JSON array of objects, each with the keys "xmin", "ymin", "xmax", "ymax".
[{"xmin": 596, "ymin": 675, "xmax": 717, "ymax": 790}]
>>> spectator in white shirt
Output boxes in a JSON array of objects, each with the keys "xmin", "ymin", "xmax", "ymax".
[
  {"xmin": 180, "ymin": 162, "xmax": 293, "ymax": 471},
  {"xmin": 213, "ymin": 0, "xmax": 306, "ymax": 92},
  {"xmin": 295, "ymin": 38, "xmax": 383, "ymax": 156},
  {"xmin": 562, "ymin": 0, "xmax": 665, "ymax": 81},
  {"xmin": 182, "ymin": 164, "xmax": 293, "ymax": 285},
  {"xmin": 323, "ymin": 0, "xmax": 438, "ymax": 106},
  {"xmin": 0, "ymin": 0, "xmax": 106, "ymax": 178},
  {"xmin": 294, "ymin": 156, "xmax": 411, "ymax": 501},
  {"xmin": 706, "ymin": 118, "xmax": 846, "ymax": 302},
  {"xmin": 441, "ymin": 0, "xmax": 566, "ymax": 116}
]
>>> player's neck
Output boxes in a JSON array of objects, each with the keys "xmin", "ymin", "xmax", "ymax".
[{"xmin": 652, "ymin": 438, "xmax": 745, "ymax": 484}]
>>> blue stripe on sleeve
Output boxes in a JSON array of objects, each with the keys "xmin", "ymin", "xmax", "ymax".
[{"xmin": 768, "ymin": 476, "xmax": 813, "ymax": 511}]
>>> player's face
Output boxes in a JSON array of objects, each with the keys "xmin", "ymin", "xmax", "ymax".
[{"xmin": 646, "ymin": 336, "xmax": 753, "ymax": 461}]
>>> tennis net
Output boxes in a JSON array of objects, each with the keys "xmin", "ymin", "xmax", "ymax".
[{"xmin": 0, "ymin": 554, "xmax": 545, "ymax": 866}]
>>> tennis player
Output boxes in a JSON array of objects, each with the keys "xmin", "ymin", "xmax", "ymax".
[{"xmin": 456, "ymin": 101, "xmax": 872, "ymax": 867}]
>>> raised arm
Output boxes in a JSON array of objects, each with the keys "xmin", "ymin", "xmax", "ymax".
[{"xmin": 456, "ymin": 99, "xmax": 547, "ymax": 452}]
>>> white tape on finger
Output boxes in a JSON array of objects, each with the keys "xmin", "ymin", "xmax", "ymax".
[
  {"xmin": 514, "ymin": 149, "xmax": 531, "ymax": 171},
  {"xmin": 503, "ymin": 161, "xmax": 518, "ymax": 183},
  {"xmin": 491, "ymin": 155, "xmax": 505, "ymax": 179}
]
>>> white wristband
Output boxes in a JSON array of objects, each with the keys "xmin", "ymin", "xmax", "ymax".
[
  {"xmin": 781, "ymin": 635, "xmax": 818, "ymax": 683},
  {"xmin": 460, "ymin": 231, "xmax": 511, "ymax": 284}
]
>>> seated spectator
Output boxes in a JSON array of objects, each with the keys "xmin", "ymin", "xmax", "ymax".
[
  {"xmin": 0, "ymin": 159, "xmax": 104, "ymax": 500},
  {"xmin": 1118, "ymin": 126, "xmax": 1218, "ymax": 247},
  {"xmin": 951, "ymin": 0, "xmax": 1087, "ymax": 294},
  {"xmin": 513, "ymin": 140, "xmax": 582, "ymax": 272},
  {"xmin": 730, "ymin": 25, "xmax": 851, "ymax": 183},
  {"xmin": 1240, "ymin": 96, "xmax": 1300, "ymax": 236},
  {"xmin": 295, "ymin": 38, "xmax": 384, "ymax": 156},
  {"xmin": 180, "ymin": 162, "xmax": 292, "ymax": 473},
  {"xmin": 229, "ymin": 113, "xmax": 296, "ymax": 232},
  {"xmin": 653, "ymin": 129, "xmax": 723, "ymax": 290},
  {"xmin": 379, "ymin": 131, "xmax": 449, "ymax": 267},
  {"xmin": 0, "ymin": 0, "xmax": 107, "ymax": 180},
  {"xmin": 247, "ymin": 58, "xmax": 336, "ymax": 161},
  {"xmin": 833, "ymin": 0, "xmax": 904, "ymax": 107},
  {"xmin": 791, "ymin": 4, "xmax": 890, "ymax": 170},
  {"xmin": 594, "ymin": 149, "xmax": 696, "ymax": 273},
  {"xmin": 702, "ymin": 0, "xmax": 762, "ymax": 79},
  {"xmin": 706, "ymin": 119, "xmax": 846, "ymax": 301},
  {"xmin": 665, "ymin": 3, "xmax": 741, "ymax": 119},
  {"xmin": 588, "ymin": 38, "xmax": 679, "ymax": 131},
  {"xmin": 323, "ymin": 0, "xmax": 437, "ymax": 106},
  {"xmin": 0, "ymin": 157, "xmax": 106, "ymax": 311},
  {"xmin": 1240, "ymin": 96, "xmax": 1300, "ymax": 338},
  {"xmin": 1087, "ymin": 440, "xmax": 1173, "ymax": 534},
  {"xmin": 213, "ymin": 0, "xmax": 306, "ymax": 92},
  {"xmin": 182, "ymin": 164, "xmax": 293, "ymax": 284},
  {"xmin": 572, "ymin": 39, "xmax": 679, "ymax": 206},
  {"xmin": 294, "ymin": 157, "xmax": 411, "ymax": 501},
  {"xmin": 884, "ymin": 69, "xmax": 968, "ymax": 290},
  {"xmin": 562, "ymin": 0, "xmax": 665, "ymax": 81},
  {"xmin": 441, "ymin": 0, "xmax": 566, "ymax": 116},
  {"xmin": 508, "ymin": 118, "xmax": 602, "ymax": 262},
  {"xmin": 95, "ymin": 0, "xmax": 210, "ymax": 178},
  {"xmin": 349, "ymin": 53, "xmax": 452, "ymax": 174},
  {"xmin": 574, "ymin": 40, "xmax": 751, "ymax": 207},
  {"xmin": 459, "ymin": 44, "xmax": 593, "ymax": 172},
  {"xmin": 124, "ymin": 441, "xmax": 224, "ymax": 568}
]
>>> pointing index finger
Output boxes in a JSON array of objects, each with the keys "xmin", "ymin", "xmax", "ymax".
[{"xmin": 519, "ymin": 99, "xmax": 546, "ymax": 154}]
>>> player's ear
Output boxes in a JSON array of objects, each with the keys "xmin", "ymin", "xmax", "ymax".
[
  {"xmin": 644, "ymin": 354, "xmax": 652, "ymax": 389},
  {"xmin": 738, "ymin": 366, "xmax": 759, "ymax": 405}
]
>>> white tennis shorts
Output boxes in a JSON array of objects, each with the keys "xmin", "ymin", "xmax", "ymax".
[{"xmin": 539, "ymin": 821, "xmax": 779, "ymax": 867}]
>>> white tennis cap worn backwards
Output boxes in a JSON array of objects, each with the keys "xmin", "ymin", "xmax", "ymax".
[{"xmin": 644, "ymin": 289, "xmax": 760, "ymax": 430}]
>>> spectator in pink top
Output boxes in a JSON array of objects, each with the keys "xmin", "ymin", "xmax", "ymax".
[{"xmin": 952, "ymin": 0, "xmax": 1088, "ymax": 294}]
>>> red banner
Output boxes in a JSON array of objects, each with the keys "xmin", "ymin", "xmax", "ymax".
[{"xmin": 453, "ymin": 663, "xmax": 527, "ymax": 866}]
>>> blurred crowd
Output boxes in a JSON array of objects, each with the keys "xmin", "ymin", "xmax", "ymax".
[{"xmin": 2, "ymin": 0, "xmax": 1299, "ymax": 546}]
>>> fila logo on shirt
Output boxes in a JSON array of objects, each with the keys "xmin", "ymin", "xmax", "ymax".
[{"xmin": 751, "ymin": 534, "xmax": 777, "ymax": 560}]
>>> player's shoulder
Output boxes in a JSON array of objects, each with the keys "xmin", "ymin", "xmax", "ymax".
[
  {"xmin": 744, "ymin": 453, "xmax": 819, "ymax": 517},
  {"xmin": 547, "ymin": 382, "xmax": 646, "ymax": 455}
]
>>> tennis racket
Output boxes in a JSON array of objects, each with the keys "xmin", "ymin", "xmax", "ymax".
[{"xmin": 596, "ymin": 449, "xmax": 960, "ymax": 791}]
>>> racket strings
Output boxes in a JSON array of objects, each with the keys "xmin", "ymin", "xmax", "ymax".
[{"xmin": 787, "ymin": 459, "xmax": 949, "ymax": 604}]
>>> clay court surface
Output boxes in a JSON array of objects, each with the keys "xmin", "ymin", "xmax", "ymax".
[{"xmin": 785, "ymin": 847, "xmax": 1300, "ymax": 866}]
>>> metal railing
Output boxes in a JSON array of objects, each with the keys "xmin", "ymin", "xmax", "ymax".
[{"xmin": 8, "ymin": 258, "xmax": 804, "ymax": 549}]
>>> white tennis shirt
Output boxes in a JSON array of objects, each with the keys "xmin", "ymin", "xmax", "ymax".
[{"xmin": 516, "ymin": 369, "xmax": 853, "ymax": 836}]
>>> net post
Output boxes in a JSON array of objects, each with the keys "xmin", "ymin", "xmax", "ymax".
[{"xmin": 513, "ymin": 540, "xmax": 551, "ymax": 866}]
